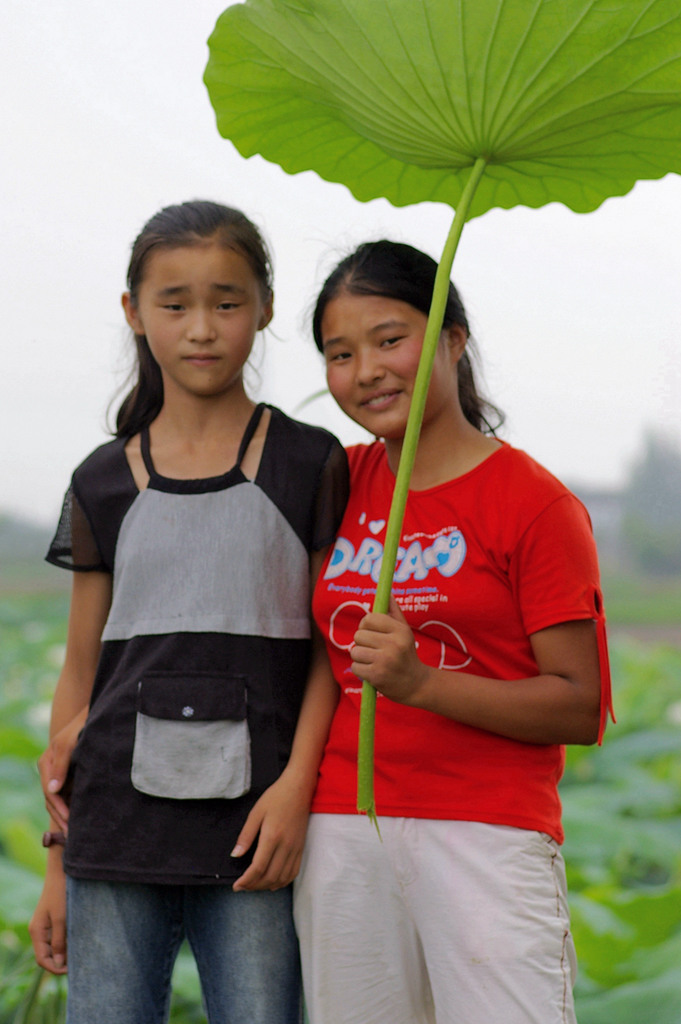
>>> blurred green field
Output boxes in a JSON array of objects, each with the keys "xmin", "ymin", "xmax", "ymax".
[
  {"xmin": 0, "ymin": 592, "xmax": 212, "ymax": 1023},
  {"xmin": 601, "ymin": 571, "xmax": 681, "ymax": 636},
  {"xmin": 1, "ymin": 586, "xmax": 680, "ymax": 1022}
]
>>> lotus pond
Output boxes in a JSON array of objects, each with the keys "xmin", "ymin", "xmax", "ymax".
[{"xmin": 1, "ymin": 593, "xmax": 680, "ymax": 1023}]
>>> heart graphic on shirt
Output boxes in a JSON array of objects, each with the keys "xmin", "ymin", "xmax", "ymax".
[
  {"xmin": 368, "ymin": 519, "xmax": 386, "ymax": 535},
  {"xmin": 329, "ymin": 601, "xmax": 372, "ymax": 651}
]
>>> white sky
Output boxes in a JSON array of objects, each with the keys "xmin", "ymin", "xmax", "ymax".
[{"xmin": 2, "ymin": 0, "xmax": 680, "ymax": 528}]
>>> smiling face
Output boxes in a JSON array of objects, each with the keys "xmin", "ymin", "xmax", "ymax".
[
  {"xmin": 321, "ymin": 290, "xmax": 465, "ymax": 440},
  {"xmin": 122, "ymin": 238, "xmax": 272, "ymax": 405}
]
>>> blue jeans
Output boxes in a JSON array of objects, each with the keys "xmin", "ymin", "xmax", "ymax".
[{"xmin": 65, "ymin": 877, "xmax": 302, "ymax": 1024}]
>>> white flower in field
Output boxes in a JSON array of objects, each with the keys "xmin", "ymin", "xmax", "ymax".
[
  {"xmin": 28, "ymin": 702, "xmax": 52, "ymax": 728},
  {"xmin": 47, "ymin": 644, "xmax": 66, "ymax": 667},
  {"xmin": 23, "ymin": 621, "xmax": 47, "ymax": 643},
  {"xmin": 0, "ymin": 930, "xmax": 21, "ymax": 952},
  {"xmin": 666, "ymin": 701, "xmax": 681, "ymax": 726}
]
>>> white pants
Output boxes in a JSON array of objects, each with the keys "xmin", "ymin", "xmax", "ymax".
[{"xmin": 294, "ymin": 815, "xmax": 577, "ymax": 1024}]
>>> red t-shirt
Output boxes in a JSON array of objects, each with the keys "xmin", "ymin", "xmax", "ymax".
[{"xmin": 311, "ymin": 441, "xmax": 612, "ymax": 843}]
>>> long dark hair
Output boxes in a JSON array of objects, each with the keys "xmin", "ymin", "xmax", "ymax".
[
  {"xmin": 312, "ymin": 240, "xmax": 503, "ymax": 434},
  {"xmin": 115, "ymin": 200, "xmax": 273, "ymax": 438}
]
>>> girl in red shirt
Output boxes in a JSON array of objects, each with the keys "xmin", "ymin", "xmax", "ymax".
[{"xmin": 294, "ymin": 240, "xmax": 612, "ymax": 1024}]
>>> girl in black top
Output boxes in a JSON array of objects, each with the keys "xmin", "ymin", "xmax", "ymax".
[{"xmin": 30, "ymin": 200, "xmax": 347, "ymax": 1024}]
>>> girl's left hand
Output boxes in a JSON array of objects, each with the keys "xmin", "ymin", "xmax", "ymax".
[
  {"xmin": 230, "ymin": 771, "xmax": 311, "ymax": 892},
  {"xmin": 350, "ymin": 595, "xmax": 430, "ymax": 705}
]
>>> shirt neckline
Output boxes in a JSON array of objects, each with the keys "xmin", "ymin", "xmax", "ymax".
[
  {"xmin": 375, "ymin": 438, "xmax": 509, "ymax": 496},
  {"xmin": 138, "ymin": 403, "xmax": 267, "ymax": 493}
]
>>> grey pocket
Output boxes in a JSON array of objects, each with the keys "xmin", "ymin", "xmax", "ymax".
[{"xmin": 131, "ymin": 673, "xmax": 251, "ymax": 800}]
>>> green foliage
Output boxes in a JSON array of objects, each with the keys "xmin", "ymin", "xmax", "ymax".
[
  {"xmin": 0, "ymin": 596, "xmax": 203, "ymax": 1023},
  {"xmin": 624, "ymin": 517, "xmax": 681, "ymax": 576},
  {"xmin": 601, "ymin": 572, "xmax": 681, "ymax": 626},
  {"xmin": 205, "ymin": 0, "xmax": 681, "ymax": 218},
  {"xmin": 2, "ymin": 594, "xmax": 681, "ymax": 1022},
  {"xmin": 562, "ymin": 641, "xmax": 681, "ymax": 1022},
  {"xmin": 0, "ymin": 946, "xmax": 66, "ymax": 1024}
]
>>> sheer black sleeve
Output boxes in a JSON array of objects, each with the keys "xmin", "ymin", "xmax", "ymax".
[
  {"xmin": 45, "ymin": 438, "xmax": 138, "ymax": 573},
  {"xmin": 46, "ymin": 485, "xmax": 108, "ymax": 572}
]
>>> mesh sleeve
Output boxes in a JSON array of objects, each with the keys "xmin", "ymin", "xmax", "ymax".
[
  {"xmin": 312, "ymin": 441, "xmax": 350, "ymax": 551},
  {"xmin": 45, "ymin": 485, "xmax": 109, "ymax": 572}
]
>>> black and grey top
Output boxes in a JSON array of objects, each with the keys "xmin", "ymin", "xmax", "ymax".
[{"xmin": 47, "ymin": 405, "xmax": 349, "ymax": 884}]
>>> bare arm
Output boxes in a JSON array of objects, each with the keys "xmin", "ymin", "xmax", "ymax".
[
  {"xmin": 350, "ymin": 596, "xmax": 602, "ymax": 746},
  {"xmin": 49, "ymin": 571, "xmax": 112, "ymax": 730},
  {"xmin": 232, "ymin": 547, "xmax": 339, "ymax": 891},
  {"xmin": 38, "ymin": 572, "xmax": 111, "ymax": 829},
  {"xmin": 39, "ymin": 707, "xmax": 88, "ymax": 831},
  {"xmin": 29, "ymin": 571, "xmax": 112, "ymax": 974},
  {"xmin": 29, "ymin": 852, "xmax": 69, "ymax": 975}
]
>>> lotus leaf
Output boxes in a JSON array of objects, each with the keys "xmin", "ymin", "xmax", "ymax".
[
  {"xmin": 205, "ymin": 0, "xmax": 681, "ymax": 818},
  {"xmin": 205, "ymin": 0, "xmax": 681, "ymax": 218}
]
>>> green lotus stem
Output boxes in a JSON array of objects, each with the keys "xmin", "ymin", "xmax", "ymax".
[
  {"xmin": 357, "ymin": 156, "xmax": 488, "ymax": 825},
  {"xmin": 15, "ymin": 966, "xmax": 49, "ymax": 1024}
]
